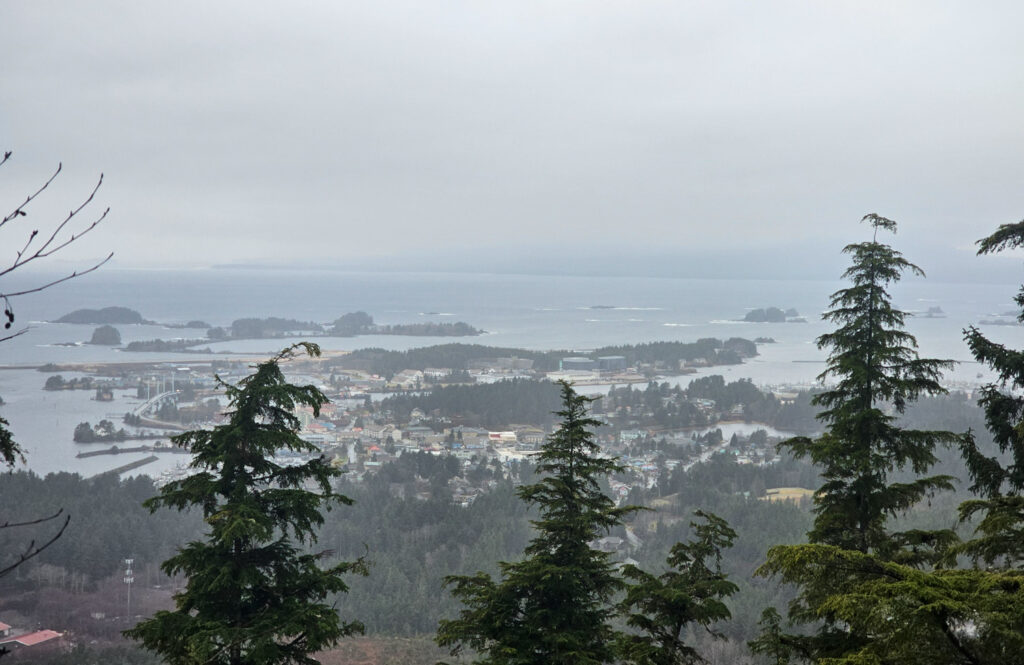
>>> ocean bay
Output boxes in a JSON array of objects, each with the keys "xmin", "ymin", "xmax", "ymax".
[{"xmin": 0, "ymin": 269, "xmax": 1017, "ymax": 477}]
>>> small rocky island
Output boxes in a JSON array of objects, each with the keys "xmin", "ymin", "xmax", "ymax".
[
  {"xmin": 742, "ymin": 307, "xmax": 806, "ymax": 323},
  {"xmin": 88, "ymin": 325, "xmax": 122, "ymax": 345},
  {"xmin": 330, "ymin": 311, "xmax": 482, "ymax": 337}
]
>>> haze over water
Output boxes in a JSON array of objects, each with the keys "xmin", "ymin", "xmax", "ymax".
[{"xmin": 0, "ymin": 269, "xmax": 1018, "ymax": 477}]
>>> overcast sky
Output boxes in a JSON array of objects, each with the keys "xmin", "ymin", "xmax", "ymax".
[{"xmin": 3, "ymin": 2, "xmax": 1023, "ymax": 278}]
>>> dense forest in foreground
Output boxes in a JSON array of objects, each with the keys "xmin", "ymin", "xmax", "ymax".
[{"xmin": 0, "ymin": 391, "xmax": 992, "ymax": 663}]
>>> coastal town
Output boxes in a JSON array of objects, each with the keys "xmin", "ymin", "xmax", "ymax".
[{"xmin": 47, "ymin": 345, "xmax": 801, "ymax": 507}]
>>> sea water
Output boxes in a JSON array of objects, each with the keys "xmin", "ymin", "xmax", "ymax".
[{"xmin": 0, "ymin": 268, "xmax": 1020, "ymax": 476}]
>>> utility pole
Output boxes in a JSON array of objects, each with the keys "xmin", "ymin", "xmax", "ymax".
[{"xmin": 124, "ymin": 557, "xmax": 134, "ymax": 622}]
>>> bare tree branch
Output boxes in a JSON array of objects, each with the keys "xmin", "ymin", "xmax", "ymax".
[
  {"xmin": 0, "ymin": 326, "xmax": 30, "ymax": 344},
  {"xmin": 0, "ymin": 150, "xmax": 110, "ymax": 584},
  {"xmin": 0, "ymin": 151, "xmax": 113, "ymax": 332},
  {"xmin": 0, "ymin": 173, "xmax": 109, "ymax": 278},
  {"xmin": 0, "ymin": 510, "xmax": 71, "ymax": 579},
  {"xmin": 1, "ymin": 252, "xmax": 113, "ymax": 298},
  {"xmin": 0, "ymin": 507, "xmax": 66, "ymax": 530},
  {"xmin": 1, "ymin": 162, "xmax": 63, "ymax": 228}
]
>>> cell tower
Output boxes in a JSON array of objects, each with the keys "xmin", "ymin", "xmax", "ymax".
[{"xmin": 124, "ymin": 557, "xmax": 134, "ymax": 621}]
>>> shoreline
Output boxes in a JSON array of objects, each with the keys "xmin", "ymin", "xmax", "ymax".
[{"xmin": 0, "ymin": 349, "xmax": 353, "ymax": 373}]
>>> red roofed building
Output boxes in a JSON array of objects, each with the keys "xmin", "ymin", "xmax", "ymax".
[{"xmin": 0, "ymin": 629, "xmax": 62, "ymax": 651}]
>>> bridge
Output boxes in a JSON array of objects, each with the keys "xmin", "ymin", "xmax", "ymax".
[{"xmin": 132, "ymin": 391, "xmax": 178, "ymax": 417}]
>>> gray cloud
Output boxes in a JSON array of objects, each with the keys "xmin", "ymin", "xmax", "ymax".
[{"xmin": 3, "ymin": 1, "xmax": 1023, "ymax": 273}]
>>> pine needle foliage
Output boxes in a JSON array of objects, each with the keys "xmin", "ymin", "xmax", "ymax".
[
  {"xmin": 756, "ymin": 544, "xmax": 1024, "ymax": 665},
  {"xmin": 124, "ymin": 343, "xmax": 365, "ymax": 665},
  {"xmin": 618, "ymin": 511, "xmax": 738, "ymax": 665},
  {"xmin": 755, "ymin": 216, "xmax": 962, "ymax": 663},
  {"xmin": 906, "ymin": 219, "xmax": 1024, "ymax": 663},
  {"xmin": 960, "ymin": 219, "xmax": 1024, "ymax": 568},
  {"xmin": 0, "ymin": 414, "xmax": 22, "ymax": 468},
  {"xmin": 436, "ymin": 380, "xmax": 640, "ymax": 665}
]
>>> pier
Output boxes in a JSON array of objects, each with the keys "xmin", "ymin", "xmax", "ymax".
[
  {"xmin": 77, "ymin": 444, "xmax": 190, "ymax": 459},
  {"xmin": 92, "ymin": 455, "xmax": 160, "ymax": 477}
]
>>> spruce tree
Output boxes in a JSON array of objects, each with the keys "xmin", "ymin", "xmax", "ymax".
[
  {"xmin": 755, "ymin": 215, "xmax": 961, "ymax": 662},
  {"xmin": 436, "ymin": 380, "xmax": 638, "ymax": 665},
  {"xmin": 618, "ymin": 511, "xmax": 737, "ymax": 665},
  {"xmin": 960, "ymin": 220, "xmax": 1024, "ymax": 566},
  {"xmin": 124, "ymin": 343, "xmax": 364, "ymax": 665},
  {"xmin": 950, "ymin": 220, "xmax": 1024, "ymax": 659}
]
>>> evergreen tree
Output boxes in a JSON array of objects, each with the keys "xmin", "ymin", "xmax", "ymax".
[
  {"xmin": 618, "ymin": 511, "xmax": 738, "ymax": 665},
  {"xmin": 948, "ymin": 220, "xmax": 1024, "ymax": 659},
  {"xmin": 124, "ymin": 343, "xmax": 365, "ymax": 665},
  {"xmin": 755, "ymin": 215, "xmax": 961, "ymax": 662},
  {"xmin": 436, "ymin": 380, "xmax": 639, "ymax": 664},
  {"xmin": 960, "ymin": 220, "xmax": 1024, "ymax": 566},
  {"xmin": 0, "ymin": 414, "xmax": 21, "ymax": 469},
  {"xmin": 747, "ymin": 608, "xmax": 789, "ymax": 665}
]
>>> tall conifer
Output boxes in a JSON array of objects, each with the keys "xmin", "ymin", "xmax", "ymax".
[
  {"xmin": 437, "ymin": 381, "xmax": 638, "ymax": 665},
  {"xmin": 125, "ymin": 343, "xmax": 364, "ymax": 665},
  {"xmin": 755, "ymin": 215, "xmax": 960, "ymax": 662},
  {"xmin": 960, "ymin": 221, "xmax": 1024, "ymax": 566},
  {"xmin": 948, "ymin": 221, "xmax": 1024, "ymax": 660}
]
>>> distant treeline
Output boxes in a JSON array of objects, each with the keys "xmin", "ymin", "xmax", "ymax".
[
  {"xmin": 591, "ymin": 337, "xmax": 757, "ymax": 366},
  {"xmin": 124, "ymin": 338, "xmax": 212, "ymax": 352},
  {"xmin": 377, "ymin": 375, "xmax": 821, "ymax": 434},
  {"xmin": 604, "ymin": 376, "xmax": 819, "ymax": 433}
]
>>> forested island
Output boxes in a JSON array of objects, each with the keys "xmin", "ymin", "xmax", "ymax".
[
  {"xmin": 72, "ymin": 419, "xmax": 130, "ymax": 443},
  {"xmin": 43, "ymin": 375, "xmax": 97, "ymax": 391},
  {"xmin": 741, "ymin": 306, "xmax": 805, "ymax": 322},
  {"xmin": 119, "ymin": 312, "xmax": 484, "ymax": 353},
  {"xmin": 330, "ymin": 311, "xmax": 482, "ymax": 337},
  {"xmin": 52, "ymin": 309, "xmax": 483, "ymax": 354},
  {"xmin": 124, "ymin": 338, "xmax": 214, "ymax": 353},
  {"xmin": 331, "ymin": 337, "xmax": 757, "ymax": 378},
  {"xmin": 54, "ymin": 306, "xmax": 149, "ymax": 325}
]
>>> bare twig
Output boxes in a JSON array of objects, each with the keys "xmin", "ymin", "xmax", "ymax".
[
  {"xmin": 0, "ymin": 510, "xmax": 71, "ymax": 579},
  {"xmin": 0, "ymin": 507, "xmax": 66, "ymax": 530},
  {"xmin": 1, "ymin": 252, "xmax": 113, "ymax": 297},
  {"xmin": 0, "ymin": 175, "xmax": 109, "ymax": 278},
  {"xmin": 0, "ymin": 151, "xmax": 113, "ymax": 330},
  {"xmin": 0, "ymin": 326, "xmax": 31, "ymax": 343},
  {"xmin": 1, "ymin": 162, "xmax": 63, "ymax": 228},
  {"xmin": 0, "ymin": 152, "xmax": 109, "ymax": 582}
]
